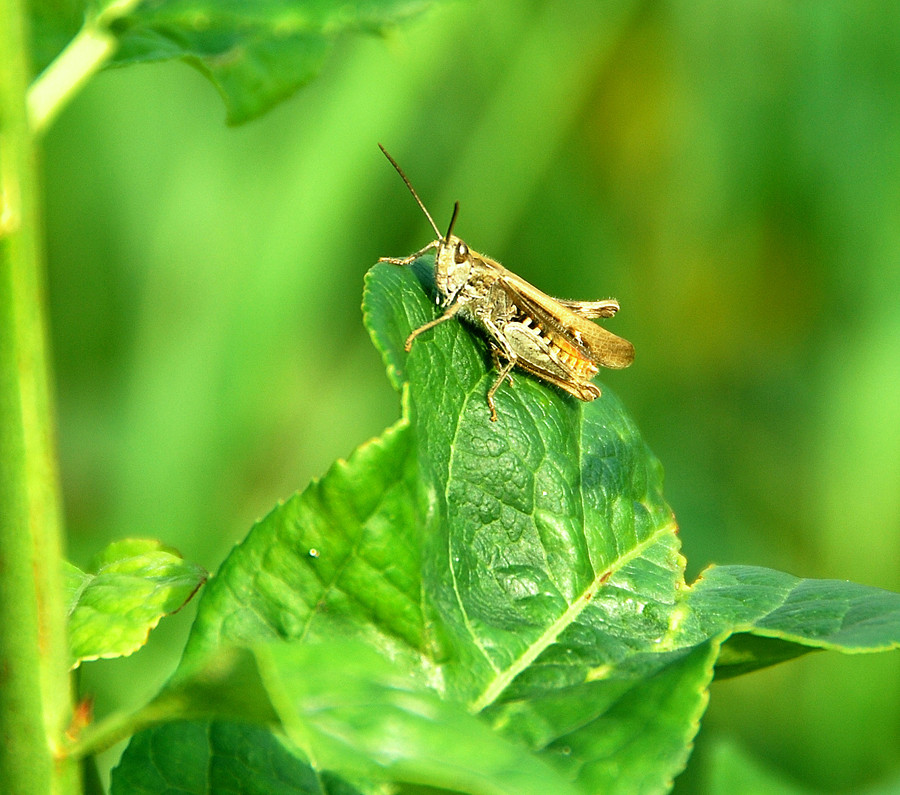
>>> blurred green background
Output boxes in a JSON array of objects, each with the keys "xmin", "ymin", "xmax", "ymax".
[{"xmin": 41, "ymin": 0, "xmax": 899, "ymax": 791}]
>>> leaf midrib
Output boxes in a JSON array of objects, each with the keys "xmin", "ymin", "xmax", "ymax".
[{"xmin": 468, "ymin": 519, "xmax": 678, "ymax": 714}]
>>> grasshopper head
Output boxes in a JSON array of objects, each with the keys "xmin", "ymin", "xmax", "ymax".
[{"xmin": 434, "ymin": 233, "xmax": 473, "ymax": 305}]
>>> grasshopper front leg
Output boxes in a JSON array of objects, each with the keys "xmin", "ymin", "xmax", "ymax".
[
  {"xmin": 404, "ymin": 301, "xmax": 464, "ymax": 351},
  {"xmin": 378, "ymin": 240, "xmax": 438, "ymax": 266}
]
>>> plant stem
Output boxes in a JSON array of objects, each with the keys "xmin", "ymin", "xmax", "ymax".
[
  {"xmin": 27, "ymin": 0, "xmax": 145, "ymax": 135},
  {"xmin": 27, "ymin": 22, "xmax": 118, "ymax": 136},
  {"xmin": 0, "ymin": 0, "xmax": 76, "ymax": 792}
]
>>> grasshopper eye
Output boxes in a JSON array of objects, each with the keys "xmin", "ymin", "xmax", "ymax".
[{"xmin": 455, "ymin": 242, "xmax": 469, "ymax": 263}]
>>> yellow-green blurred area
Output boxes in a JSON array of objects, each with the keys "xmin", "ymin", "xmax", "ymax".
[{"xmin": 42, "ymin": 0, "xmax": 899, "ymax": 791}]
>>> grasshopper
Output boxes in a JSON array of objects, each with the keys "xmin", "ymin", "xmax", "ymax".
[{"xmin": 378, "ymin": 144, "xmax": 634, "ymax": 421}]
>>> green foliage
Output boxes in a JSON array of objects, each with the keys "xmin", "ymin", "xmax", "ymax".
[
  {"xmin": 64, "ymin": 539, "xmax": 207, "ymax": 668},
  {"xmin": 30, "ymin": 0, "xmax": 435, "ymax": 124},
  {"xmin": 110, "ymin": 0, "xmax": 433, "ymax": 123},
  {"xmin": 680, "ymin": 565, "xmax": 900, "ymax": 677},
  {"xmin": 106, "ymin": 262, "xmax": 900, "ymax": 794},
  {"xmin": 113, "ymin": 643, "xmax": 582, "ymax": 795},
  {"xmin": 113, "ymin": 721, "xmax": 325, "ymax": 795},
  {"xmin": 8, "ymin": 0, "xmax": 900, "ymax": 793}
]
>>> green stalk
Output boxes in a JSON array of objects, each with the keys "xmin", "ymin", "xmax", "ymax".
[
  {"xmin": 0, "ymin": 0, "xmax": 76, "ymax": 791},
  {"xmin": 28, "ymin": 0, "xmax": 146, "ymax": 135}
]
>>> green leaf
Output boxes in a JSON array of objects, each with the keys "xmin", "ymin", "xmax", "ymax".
[
  {"xmin": 106, "ymin": 0, "xmax": 436, "ymax": 124},
  {"xmin": 675, "ymin": 564, "xmax": 900, "ymax": 678},
  {"xmin": 482, "ymin": 641, "xmax": 719, "ymax": 795},
  {"xmin": 65, "ymin": 538, "xmax": 207, "ymax": 668},
  {"xmin": 112, "ymin": 720, "xmax": 350, "ymax": 795}
]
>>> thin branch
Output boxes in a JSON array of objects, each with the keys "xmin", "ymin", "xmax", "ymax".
[{"xmin": 27, "ymin": 0, "xmax": 145, "ymax": 135}]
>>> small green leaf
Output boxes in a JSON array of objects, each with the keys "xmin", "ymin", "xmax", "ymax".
[
  {"xmin": 676, "ymin": 564, "xmax": 900, "ymax": 678},
  {"xmin": 106, "ymin": 0, "xmax": 437, "ymax": 123},
  {"xmin": 65, "ymin": 538, "xmax": 206, "ymax": 668}
]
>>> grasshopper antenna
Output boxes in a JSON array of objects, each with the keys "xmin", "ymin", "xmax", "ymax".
[
  {"xmin": 444, "ymin": 201, "xmax": 460, "ymax": 241},
  {"xmin": 378, "ymin": 144, "xmax": 443, "ymax": 240}
]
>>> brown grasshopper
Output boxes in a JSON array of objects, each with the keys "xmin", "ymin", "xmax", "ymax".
[{"xmin": 378, "ymin": 144, "xmax": 634, "ymax": 421}]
